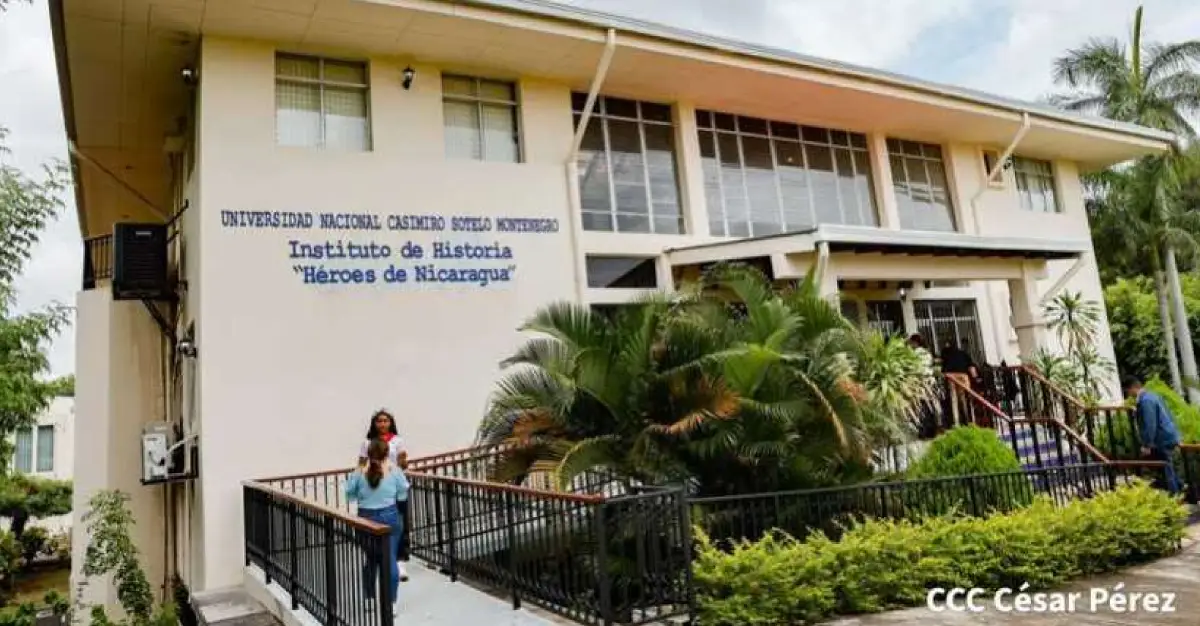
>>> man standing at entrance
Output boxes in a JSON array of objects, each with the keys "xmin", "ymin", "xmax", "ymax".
[{"xmin": 1122, "ymin": 375, "xmax": 1183, "ymax": 494}]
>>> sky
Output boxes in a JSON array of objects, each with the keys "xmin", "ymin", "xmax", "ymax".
[{"xmin": 1, "ymin": 0, "xmax": 1199, "ymax": 378}]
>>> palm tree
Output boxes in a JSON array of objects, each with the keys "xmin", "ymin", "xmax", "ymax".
[
  {"xmin": 1051, "ymin": 5, "xmax": 1200, "ymax": 401},
  {"xmin": 477, "ymin": 264, "xmax": 936, "ymax": 496}
]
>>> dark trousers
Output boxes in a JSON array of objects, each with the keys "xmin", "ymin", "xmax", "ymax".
[
  {"xmin": 398, "ymin": 498, "xmax": 410, "ymax": 561},
  {"xmin": 359, "ymin": 505, "xmax": 402, "ymax": 603},
  {"xmin": 1151, "ymin": 447, "xmax": 1182, "ymax": 495}
]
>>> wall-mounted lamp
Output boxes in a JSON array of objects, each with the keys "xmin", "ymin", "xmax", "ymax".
[
  {"xmin": 181, "ymin": 66, "xmax": 198, "ymax": 87},
  {"xmin": 402, "ymin": 66, "xmax": 415, "ymax": 90}
]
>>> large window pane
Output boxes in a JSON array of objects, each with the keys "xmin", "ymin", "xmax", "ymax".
[
  {"xmin": 571, "ymin": 95, "xmax": 682, "ymax": 234},
  {"xmin": 888, "ymin": 139, "xmax": 956, "ymax": 232},
  {"xmin": 698, "ymin": 111, "xmax": 875, "ymax": 237},
  {"xmin": 443, "ymin": 74, "xmax": 521, "ymax": 163},
  {"xmin": 14, "ymin": 428, "xmax": 32, "ymax": 473},
  {"xmin": 1013, "ymin": 156, "xmax": 1059, "ymax": 213},
  {"xmin": 275, "ymin": 54, "xmax": 369, "ymax": 150},
  {"xmin": 36, "ymin": 426, "xmax": 54, "ymax": 473},
  {"xmin": 586, "ymin": 256, "xmax": 658, "ymax": 288}
]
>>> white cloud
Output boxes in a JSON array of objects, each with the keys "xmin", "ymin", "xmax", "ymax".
[{"xmin": 2, "ymin": 0, "xmax": 1199, "ymax": 379}]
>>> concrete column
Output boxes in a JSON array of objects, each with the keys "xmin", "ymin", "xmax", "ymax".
[
  {"xmin": 901, "ymin": 297, "xmax": 918, "ymax": 336},
  {"xmin": 868, "ymin": 133, "xmax": 900, "ymax": 229},
  {"xmin": 673, "ymin": 102, "xmax": 711, "ymax": 238},
  {"xmin": 818, "ymin": 259, "xmax": 839, "ymax": 304},
  {"xmin": 1008, "ymin": 266, "xmax": 1047, "ymax": 360}
]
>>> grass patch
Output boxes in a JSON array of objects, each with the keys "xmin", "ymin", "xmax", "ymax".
[{"xmin": 11, "ymin": 565, "xmax": 69, "ymax": 607}]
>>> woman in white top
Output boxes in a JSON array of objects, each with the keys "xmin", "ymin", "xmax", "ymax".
[{"xmin": 358, "ymin": 409, "xmax": 411, "ymax": 581}]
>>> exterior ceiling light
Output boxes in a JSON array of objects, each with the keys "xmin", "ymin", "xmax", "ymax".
[{"xmin": 402, "ymin": 66, "xmax": 415, "ymax": 90}]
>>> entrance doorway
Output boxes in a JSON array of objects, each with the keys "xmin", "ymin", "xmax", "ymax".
[{"xmin": 913, "ymin": 299, "xmax": 986, "ymax": 365}]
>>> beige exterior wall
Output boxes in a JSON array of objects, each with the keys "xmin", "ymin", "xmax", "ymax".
[
  {"xmin": 71, "ymin": 30, "xmax": 1122, "ymax": 596},
  {"xmin": 71, "ymin": 290, "xmax": 167, "ymax": 612}
]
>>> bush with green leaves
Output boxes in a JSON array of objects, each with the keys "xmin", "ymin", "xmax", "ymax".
[
  {"xmin": 906, "ymin": 426, "xmax": 1033, "ymax": 515},
  {"xmin": 1093, "ymin": 378, "xmax": 1200, "ymax": 459},
  {"xmin": 73, "ymin": 491, "xmax": 176, "ymax": 626},
  {"xmin": 693, "ymin": 482, "xmax": 1186, "ymax": 625}
]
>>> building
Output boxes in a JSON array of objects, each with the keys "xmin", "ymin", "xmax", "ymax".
[
  {"xmin": 49, "ymin": 0, "xmax": 1173, "ymax": 610},
  {"xmin": 8, "ymin": 396, "xmax": 74, "ymax": 534}
]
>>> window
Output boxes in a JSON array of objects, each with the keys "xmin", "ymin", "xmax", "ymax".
[
  {"xmin": 275, "ymin": 54, "xmax": 370, "ymax": 150},
  {"xmin": 573, "ymin": 94, "xmax": 683, "ymax": 234},
  {"xmin": 442, "ymin": 75, "xmax": 520, "ymax": 163},
  {"xmin": 36, "ymin": 426, "xmax": 54, "ymax": 472},
  {"xmin": 981, "ymin": 149, "xmax": 1005, "ymax": 188},
  {"xmin": 698, "ymin": 112, "xmax": 876, "ymax": 237},
  {"xmin": 866, "ymin": 300, "xmax": 905, "ymax": 338},
  {"xmin": 914, "ymin": 299, "xmax": 985, "ymax": 364},
  {"xmin": 586, "ymin": 256, "xmax": 658, "ymax": 289},
  {"xmin": 14, "ymin": 428, "xmax": 32, "ymax": 473},
  {"xmin": 1013, "ymin": 157, "xmax": 1059, "ymax": 213},
  {"xmin": 887, "ymin": 139, "xmax": 956, "ymax": 232}
]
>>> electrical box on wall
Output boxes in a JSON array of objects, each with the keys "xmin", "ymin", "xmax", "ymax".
[
  {"xmin": 140, "ymin": 421, "xmax": 199, "ymax": 486},
  {"xmin": 142, "ymin": 422, "xmax": 172, "ymax": 483}
]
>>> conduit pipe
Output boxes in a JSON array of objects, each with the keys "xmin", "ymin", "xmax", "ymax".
[
  {"xmin": 969, "ymin": 112, "xmax": 1030, "ymax": 361},
  {"xmin": 564, "ymin": 28, "xmax": 617, "ymax": 303}
]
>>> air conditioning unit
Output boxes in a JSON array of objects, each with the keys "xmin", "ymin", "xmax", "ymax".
[
  {"xmin": 112, "ymin": 222, "xmax": 170, "ymax": 300},
  {"xmin": 141, "ymin": 421, "xmax": 200, "ymax": 486}
]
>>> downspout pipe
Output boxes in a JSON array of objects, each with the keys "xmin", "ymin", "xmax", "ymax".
[
  {"xmin": 970, "ymin": 112, "xmax": 1030, "ymax": 364},
  {"xmin": 564, "ymin": 29, "xmax": 617, "ymax": 303},
  {"xmin": 1038, "ymin": 252, "xmax": 1088, "ymax": 307}
]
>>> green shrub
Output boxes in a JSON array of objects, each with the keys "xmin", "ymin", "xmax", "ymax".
[
  {"xmin": 1146, "ymin": 379, "xmax": 1200, "ymax": 443},
  {"xmin": 906, "ymin": 426, "xmax": 1032, "ymax": 515},
  {"xmin": 18, "ymin": 527, "xmax": 48, "ymax": 565},
  {"xmin": 694, "ymin": 482, "xmax": 1186, "ymax": 625}
]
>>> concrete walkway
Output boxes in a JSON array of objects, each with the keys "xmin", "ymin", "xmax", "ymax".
[
  {"xmin": 397, "ymin": 563, "xmax": 570, "ymax": 625},
  {"xmin": 827, "ymin": 526, "xmax": 1200, "ymax": 625}
]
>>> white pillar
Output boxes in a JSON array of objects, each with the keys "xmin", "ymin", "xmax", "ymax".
[
  {"xmin": 673, "ymin": 102, "xmax": 711, "ymax": 238},
  {"xmin": 818, "ymin": 259, "xmax": 839, "ymax": 304},
  {"xmin": 1008, "ymin": 267, "xmax": 1047, "ymax": 360},
  {"xmin": 868, "ymin": 133, "xmax": 900, "ymax": 229},
  {"xmin": 901, "ymin": 297, "xmax": 918, "ymax": 336}
]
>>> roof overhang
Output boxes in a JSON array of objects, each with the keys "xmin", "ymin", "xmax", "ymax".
[
  {"xmin": 664, "ymin": 224, "xmax": 1090, "ymax": 269},
  {"xmin": 51, "ymin": 0, "xmax": 1175, "ymax": 239}
]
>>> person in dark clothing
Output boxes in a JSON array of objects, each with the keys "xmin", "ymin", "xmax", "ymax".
[
  {"xmin": 940, "ymin": 341, "xmax": 977, "ymax": 379},
  {"xmin": 1123, "ymin": 375, "xmax": 1183, "ymax": 494}
]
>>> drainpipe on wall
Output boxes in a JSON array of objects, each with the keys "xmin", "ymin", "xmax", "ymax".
[
  {"xmin": 970, "ymin": 113, "xmax": 1031, "ymax": 363},
  {"xmin": 1038, "ymin": 252, "xmax": 1088, "ymax": 307},
  {"xmin": 564, "ymin": 29, "xmax": 617, "ymax": 303}
]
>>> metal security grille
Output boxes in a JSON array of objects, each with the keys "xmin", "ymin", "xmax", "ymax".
[
  {"xmin": 865, "ymin": 300, "xmax": 905, "ymax": 338},
  {"xmin": 914, "ymin": 299, "xmax": 986, "ymax": 364}
]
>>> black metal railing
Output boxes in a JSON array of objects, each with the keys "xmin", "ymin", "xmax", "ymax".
[
  {"xmin": 1181, "ymin": 445, "xmax": 1200, "ymax": 504},
  {"xmin": 692, "ymin": 462, "xmax": 1166, "ymax": 547},
  {"xmin": 82, "ymin": 235, "xmax": 113, "ymax": 290},
  {"xmin": 243, "ymin": 482, "xmax": 395, "ymax": 626},
  {"xmin": 406, "ymin": 473, "xmax": 693, "ymax": 625}
]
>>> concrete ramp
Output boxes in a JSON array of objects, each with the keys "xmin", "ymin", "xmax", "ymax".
[{"xmin": 243, "ymin": 563, "xmax": 565, "ymax": 626}]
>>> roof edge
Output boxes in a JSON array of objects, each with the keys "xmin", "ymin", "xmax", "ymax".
[
  {"xmin": 47, "ymin": 0, "xmax": 87, "ymax": 240},
  {"xmin": 455, "ymin": 0, "xmax": 1177, "ymax": 148}
]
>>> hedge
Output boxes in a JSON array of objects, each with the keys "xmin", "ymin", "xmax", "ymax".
[
  {"xmin": 693, "ymin": 482, "xmax": 1186, "ymax": 625},
  {"xmin": 906, "ymin": 426, "xmax": 1033, "ymax": 514}
]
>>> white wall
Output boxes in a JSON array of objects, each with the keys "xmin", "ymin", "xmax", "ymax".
[
  {"xmin": 70, "ymin": 290, "xmax": 167, "ymax": 613},
  {"xmin": 172, "ymin": 36, "xmax": 1123, "ymax": 592},
  {"xmin": 193, "ymin": 38, "xmax": 578, "ymax": 590}
]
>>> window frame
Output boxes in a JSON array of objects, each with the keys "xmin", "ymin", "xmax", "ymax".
[
  {"xmin": 886, "ymin": 138, "xmax": 958, "ymax": 233},
  {"xmin": 696, "ymin": 111, "xmax": 877, "ymax": 237},
  {"xmin": 441, "ymin": 74, "xmax": 523, "ymax": 163},
  {"xmin": 980, "ymin": 149, "xmax": 1006, "ymax": 189},
  {"xmin": 1012, "ymin": 156, "xmax": 1061, "ymax": 214},
  {"xmin": 572, "ymin": 94, "xmax": 684, "ymax": 235},
  {"xmin": 36, "ymin": 425, "xmax": 54, "ymax": 473},
  {"xmin": 13, "ymin": 427, "xmax": 32, "ymax": 474},
  {"xmin": 274, "ymin": 52, "xmax": 373, "ymax": 151}
]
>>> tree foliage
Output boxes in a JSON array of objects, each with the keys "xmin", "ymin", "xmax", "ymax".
[
  {"xmin": 0, "ymin": 127, "xmax": 71, "ymax": 465},
  {"xmin": 75, "ymin": 491, "xmax": 175, "ymax": 626},
  {"xmin": 477, "ymin": 264, "xmax": 936, "ymax": 496},
  {"xmin": 1105, "ymin": 274, "xmax": 1200, "ymax": 381}
]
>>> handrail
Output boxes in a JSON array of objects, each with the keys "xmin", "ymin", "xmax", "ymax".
[
  {"xmin": 1014, "ymin": 364, "xmax": 1088, "ymax": 410},
  {"xmin": 945, "ymin": 373, "xmax": 1111, "ymax": 463},
  {"xmin": 405, "ymin": 470, "xmax": 606, "ymax": 504},
  {"xmin": 944, "ymin": 375, "xmax": 1015, "ymax": 425},
  {"xmin": 254, "ymin": 467, "xmax": 353, "ymax": 483},
  {"xmin": 242, "ymin": 480, "xmax": 389, "ymax": 534}
]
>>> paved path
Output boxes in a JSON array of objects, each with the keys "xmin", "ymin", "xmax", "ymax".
[
  {"xmin": 827, "ymin": 526, "xmax": 1200, "ymax": 625},
  {"xmin": 398, "ymin": 563, "xmax": 571, "ymax": 625}
]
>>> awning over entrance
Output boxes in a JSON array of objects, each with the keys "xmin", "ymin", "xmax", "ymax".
[{"xmin": 664, "ymin": 224, "xmax": 1090, "ymax": 282}]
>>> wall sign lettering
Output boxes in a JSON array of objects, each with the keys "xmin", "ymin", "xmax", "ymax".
[{"xmin": 219, "ymin": 210, "xmax": 560, "ymax": 288}]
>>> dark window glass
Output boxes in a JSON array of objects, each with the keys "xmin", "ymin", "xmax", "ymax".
[{"xmin": 586, "ymin": 256, "xmax": 659, "ymax": 289}]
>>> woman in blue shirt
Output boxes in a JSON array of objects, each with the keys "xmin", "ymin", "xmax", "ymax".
[{"xmin": 345, "ymin": 438, "xmax": 409, "ymax": 615}]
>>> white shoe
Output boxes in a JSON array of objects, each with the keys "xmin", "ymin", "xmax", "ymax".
[
  {"xmin": 398, "ymin": 562, "xmax": 409, "ymax": 582},
  {"xmin": 392, "ymin": 602, "xmax": 401, "ymax": 616}
]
